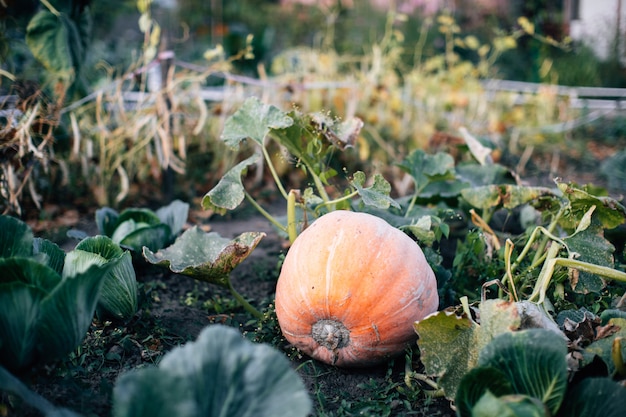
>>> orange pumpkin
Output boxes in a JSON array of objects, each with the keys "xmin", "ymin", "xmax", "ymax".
[{"xmin": 275, "ymin": 210, "xmax": 439, "ymax": 367}]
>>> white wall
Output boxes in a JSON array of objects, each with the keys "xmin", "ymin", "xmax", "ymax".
[{"xmin": 569, "ymin": 0, "xmax": 626, "ymax": 61}]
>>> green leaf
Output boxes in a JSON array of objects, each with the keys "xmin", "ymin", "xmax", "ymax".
[
  {"xmin": 414, "ymin": 299, "xmax": 524, "ymax": 399},
  {"xmin": 0, "ymin": 258, "xmax": 60, "ymax": 371},
  {"xmin": 472, "ymin": 392, "xmax": 548, "ymax": 417},
  {"xmin": 461, "ymin": 185, "xmax": 557, "ymax": 210},
  {"xmin": 39, "ymin": 262, "xmax": 115, "ymax": 363},
  {"xmin": 556, "ymin": 182, "xmax": 626, "ymax": 230},
  {"xmin": 0, "ymin": 215, "xmax": 34, "ymax": 259},
  {"xmin": 113, "ymin": 325, "xmax": 312, "ymax": 417},
  {"xmin": 62, "ymin": 250, "xmax": 107, "ymax": 277},
  {"xmin": 456, "ymin": 162, "xmax": 516, "ymax": 187},
  {"xmin": 350, "ymin": 171, "xmax": 400, "ymax": 209},
  {"xmin": 25, "ymin": 10, "xmax": 88, "ymax": 82},
  {"xmin": 110, "ymin": 219, "xmax": 151, "ymax": 244},
  {"xmin": 75, "ymin": 236, "xmax": 137, "ymax": 321},
  {"xmin": 397, "ymin": 150, "xmax": 456, "ymax": 193},
  {"xmin": 201, "ymin": 153, "xmax": 260, "ymax": 214},
  {"xmin": 414, "ymin": 307, "xmax": 477, "ymax": 398},
  {"xmin": 401, "ymin": 215, "xmax": 451, "ymax": 245},
  {"xmin": 119, "ymin": 224, "xmax": 172, "ymax": 253},
  {"xmin": 556, "ymin": 378, "xmax": 626, "ymax": 417},
  {"xmin": 456, "ymin": 367, "xmax": 514, "ymax": 417},
  {"xmin": 142, "ymin": 227, "xmax": 265, "ymax": 286},
  {"xmin": 563, "ymin": 222, "xmax": 614, "ymax": 293},
  {"xmin": 97, "ymin": 251, "xmax": 137, "ymax": 321},
  {"xmin": 221, "ymin": 97, "xmax": 293, "ymax": 147},
  {"xmin": 33, "ymin": 238, "xmax": 66, "ymax": 276},
  {"xmin": 155, "ymin": 199, "xmax": 189, "ymax": 237},
  {"xmin": 95, "ymin": 207, "xmax": 120, "ymax": 237},
  {"xmin": 116, "ymin": 208, "xmax": 162, "ymax": 228},
  {"xmin": 600, "ymin": 309, "xmax": 626, "ymax": 324},
  {"xmin": 478, "ymin": 329, "xmax": 568, "ymax": 415}
]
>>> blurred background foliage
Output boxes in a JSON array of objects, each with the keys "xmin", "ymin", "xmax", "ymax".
[{"xmin": 1, "ymin": 0, "xmax": 625, "ymax": 216}]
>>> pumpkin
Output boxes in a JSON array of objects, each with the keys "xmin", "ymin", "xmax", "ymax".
[{"xmin": 275, "ymin": 210, "xmax": 439, "ymax": 367}]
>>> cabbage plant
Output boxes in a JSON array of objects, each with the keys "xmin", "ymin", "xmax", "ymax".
[
  {"xmin": 0, "ymin": 215, "xmax": 123, "ymax": 371},
  {"xmin": 455, "ymin": 329, "xmax": 626, "ymax": 417},
  {"xmin": 96, "ymin": 199, "xmax": 189, "ymax": 253},
  {"xmin": 113, "ymin": 325, "xmax": 311, "ymax": 417},
  {"xmin": 68, "ymin": 235, "xmax": 138, "ymax": 321}
]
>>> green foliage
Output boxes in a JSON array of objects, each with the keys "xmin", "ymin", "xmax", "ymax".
[
  {"xmin": 71, "ymin": 236, "xmax": 138, "ymax": 321},
  {"xmin": 143, "ymin": 226, "xmax": 265, "ymax": 318},
  {"xmin": 455, "ymin": 329, "xmax": 626, "ymax": 417},
  {"xmin": 25, "ymin": 0, "xmax": 92, "ymax": 99},
  {"xmin": 96, "ymin": 200, "xmax": 189, "ymax": 253},
  {"xmin": 0, "ymin": 214, "xmax": 122, "ymax": 371},
  {"xmin": 112, "ymin": 325, "xmax": 312, "ymax": 417},
  {"xmin": 202, "ymin": 97, "xmax": 397, "ymax": 244}
]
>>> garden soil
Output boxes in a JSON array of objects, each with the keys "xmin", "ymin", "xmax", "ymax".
[{"xmin": 3, "ymin": 137, "xmax": 626, "ymax": 417}]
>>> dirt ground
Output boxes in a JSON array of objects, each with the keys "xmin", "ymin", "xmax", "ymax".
[
  {"xmin": 1, "ymin": 203, "xmax": 456, "ymax": 417},
  {"xmin": 2, "ymin": 129, "xmax": 626, "ymax": 417}
]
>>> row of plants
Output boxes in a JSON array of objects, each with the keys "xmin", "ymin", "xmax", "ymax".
[
  {"xmin": 6, "ymin": 0, "xmax": 622, "ymax": 217},
  {"xmin": 2, "ymin": 95, "xmax": 626, "ymax": 415},
  {"xmin": 2, "ymin": 1, "xmax": 626, "ymax": 416}
]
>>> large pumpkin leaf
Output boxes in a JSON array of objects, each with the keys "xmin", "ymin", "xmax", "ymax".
[
  {"xmin": 414, "ymin": 307, "xmax": 477, "ymax": 398},
  {"xmin": 113, "ymin": 325, "xmax": 311, "ymax": 417},
  {"xmin": 414, "ymin": 299, "xmax": 540, "ymax": 399},
  {"xmin": 477, "ymin": 329, "xmax": 568, "ymax": 415},
  {"xmin": 556, "ymin": 182, "xmax": 626, "ymax": 231},
  {"xmin": 201, "ymin": 153, "xmax": 261, "ymax": 214},
  {"xmin": 461, "ymin": 185, "xmax": 557, "ymax": 211},
  {"xmin": 142, "ymin": 226, "xmax": 265, "ymax": 286},
  {"xmin": 397, "ymin": 149, "xmax": 456, "ymax": 194},
  {"xmin": 221, "ymin": 96, "xmax": 293, "ymax": 147},
  {"xmin": 455, "ymin": 162, "xmax": 516, "ymax": 188},
  {"xmin": 556, "ymin": 378, "xmax": 626, "ymax": 417},
  {"xmin": 563, "ymin": 222, "xmax": 614, "ymax": 294}
]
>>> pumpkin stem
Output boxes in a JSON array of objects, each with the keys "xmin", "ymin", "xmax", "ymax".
[
  {"xmin": 227, "ymin": 279, "xmax": 263, "ymax": 319},
  {"xmin": 311, "ymin": 320, "xmax": 350, "ymax": 351}
]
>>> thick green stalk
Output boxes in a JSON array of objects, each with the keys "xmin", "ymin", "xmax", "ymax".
[
  {"xmin": 287, "ymin": 190, "xmax": 298, "ymax": 244},
  {"xmin": 531, "ymin": 205, "xmax": 566, "ymax": 266},
  {"xmin": 314, "ymin": 190, "xmax": 358, "ymax": 211},
  {"xmin": 244, "ymin": 192, "xmax": 287, "ymax": 234},
  {"xmin": 227, "ymin": 279, "xmax": 262, "ymax": 319},
  {"xmin": 529, "ymin": 241, "xmax": 626, "ymax": 305},
  {"xmin": 310, "ymin": 169, "xmax": 331, "ymax": 204},
  {"xmin": 261, "ymin": 145, "xmax": 289, "ymax": 200},
  {"xmin": 527, "ymin": 241, "xmax": 562, "ymax": 304}
]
